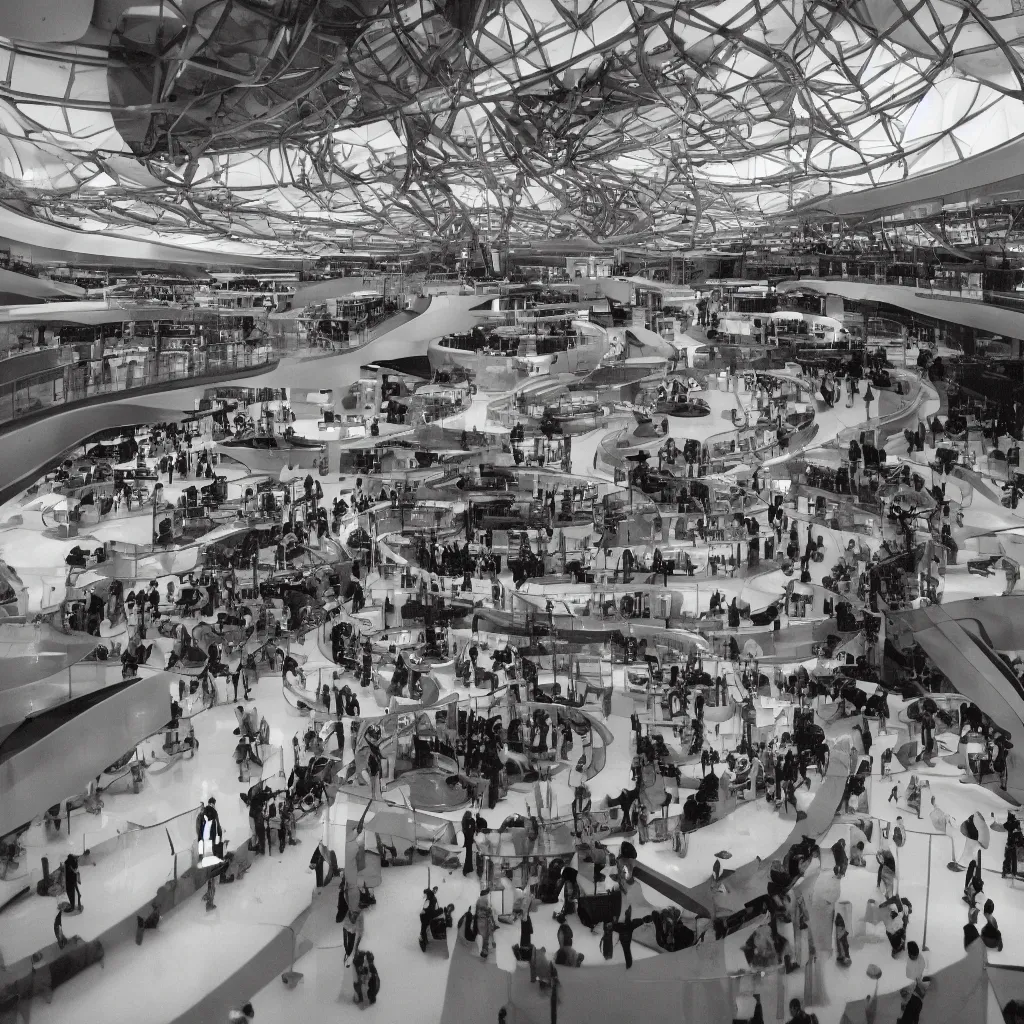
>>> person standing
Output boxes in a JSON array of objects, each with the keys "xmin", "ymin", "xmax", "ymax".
[
  {"xmin": 367, "ymin": 744, "xmax": 382, "ymax": 800},
  {"xmin": 64, "ymin": 854, "xmax": 82, "ymax": 912},
  {"xmin": 893, "ymin": 816, "xmax": 906, "ymax": 848},
  {"xmin": 461, "ymin": 810, "xmax": 476, "ymax": 876},
  {"xmin": 832, "ymin": 838, "xmax": 849, "ymax": 878},
  {"xmin": 555, "ymin": 914, "xmax": 573, "ymax": 951},
  {"xmin": 1003, "ymin": 812, "xmax": 1020, "ymax": 878}
]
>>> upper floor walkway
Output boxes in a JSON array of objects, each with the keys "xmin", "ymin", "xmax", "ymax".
[{"xmin": 777, "ymin": 279, "xmax": 1024, "ymax": 342}]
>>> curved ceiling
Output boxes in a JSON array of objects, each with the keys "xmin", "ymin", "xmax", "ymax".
[{"xmin": 1, "ymin": 0, "xmax": 1024, "ymax": 257}]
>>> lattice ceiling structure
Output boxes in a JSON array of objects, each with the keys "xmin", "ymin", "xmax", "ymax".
[{"xmin": 1, "ymin": 0, "xmax": 1024, "ymax": 259}]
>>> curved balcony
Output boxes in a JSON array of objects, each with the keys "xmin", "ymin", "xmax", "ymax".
[{"xmin": 0, "ymin": 340, "xmax": 278, "ymax": 433}]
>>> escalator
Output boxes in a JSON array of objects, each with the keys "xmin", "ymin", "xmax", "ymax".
[{"xmin": 958, "ymin": 621, "xmax": 1024, "ymax": 708}]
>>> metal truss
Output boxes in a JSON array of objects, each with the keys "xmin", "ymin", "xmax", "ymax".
[{"xmin": 0, "ymin": 0, "xmax": 1020, "ymax": 255}]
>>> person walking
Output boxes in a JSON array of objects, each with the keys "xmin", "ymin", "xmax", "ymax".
[
  {"xmin": 883, "ymin": 896, "xmax": 910, "ymax": 956},
  {"xmin": 516, "ymin": 886, "xmax": 535, "ymax": 948},
  {"xmin": 905, "ymin": 941, "xmax": 928, "ymax": 986},
  {"xmin": 782, "ymin": 777, "xmax": 797, "ymax": 816},
  {"xmin": 549, "ymin": 963, "xmax": 561, "ymax": 1024},
  {"xmin": 964, "ymin": 852, "xmax": 983, "ymax": 907},
  {"xmin": 612, "ymin": 907, "xmax": 652, "ymax": 969},
  {"xmin": 982, "ymin": 899, "xmax": 1004, "ymax": 951},
  {"xmin": 877, "ymin": 848, "xmax": 897, "ymax": 900},
  {"xmin": 342, "ymin": 907, "xmax": 364, "ymax": 965},
  {"xmin": 476, "ymin": 890, "xmax": 498, "ymax": 960},
  {"xmin": 835, "ymin": 912, "xmax": 851, "ymax": 966},
  {"xmin": 336, "ymin": 877, "xmax": 350, "ymax": 924},
  {"xmin": 364, "ymin": 951, "xmax": 380, "ymax": 1005},
  {"xmin": 419, "ymin": 886, "xmax": 441, "ymax": 950}
]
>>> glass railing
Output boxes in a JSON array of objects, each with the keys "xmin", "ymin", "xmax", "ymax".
[
  {"xmin": 808, "ymin": 274, "xmax": 1024, "ymax": 314},
  {"xmin": 0, "ymin": 342, "xmax": 279, "ymax": 430}
]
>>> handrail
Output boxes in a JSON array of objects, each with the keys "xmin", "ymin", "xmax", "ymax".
[{"xmin": 803, "ymin": 273, "xmax": 1024, "ymax": 314}]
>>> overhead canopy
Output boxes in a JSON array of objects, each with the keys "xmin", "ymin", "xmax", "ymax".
[{"xmin": 0, "ymin": 5, "xmax": 1019, "ymax": 254}]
